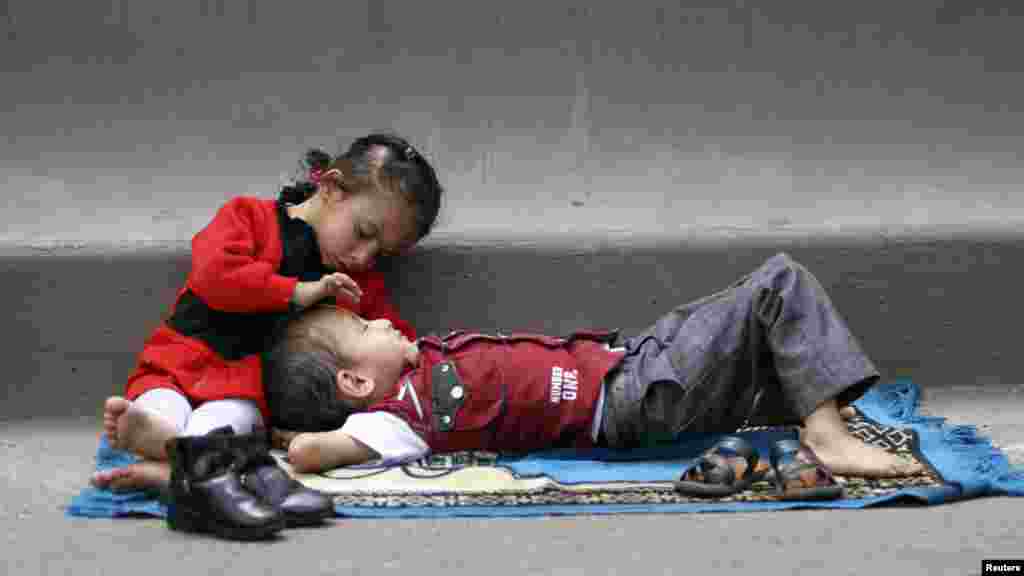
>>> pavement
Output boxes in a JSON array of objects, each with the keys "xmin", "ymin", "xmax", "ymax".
[{"xmin": 2, "ymin": 385, "xmax": 1021, "ymax": 576}]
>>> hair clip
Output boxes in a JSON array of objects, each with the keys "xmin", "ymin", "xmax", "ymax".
[{"xmin": 402, "ymin": 145, "xmax": 418, "ymax": 161}]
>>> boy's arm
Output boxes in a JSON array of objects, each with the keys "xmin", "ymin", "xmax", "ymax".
[{"xmin": 288, "ymin": 429, "xmax": 379, "ymax": 473}]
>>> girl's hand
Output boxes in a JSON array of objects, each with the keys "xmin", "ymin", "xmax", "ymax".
[
  {"xmin": 291, "ymin": 273, "xmax": 362, "ymax": 309},
  {"xmin": 320, "ymin": 272, "xmax": 363, "ymax": 305}
]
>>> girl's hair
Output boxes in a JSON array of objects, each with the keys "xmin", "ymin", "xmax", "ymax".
[
  {"xmin": 279, "ymin": 132, "xmax": 444, "ymax": 241},
  {"xmin": 262, "ymin": 311, "xmax": 359, "ymax": 432}
]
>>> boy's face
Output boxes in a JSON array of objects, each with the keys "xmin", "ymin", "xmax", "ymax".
[{"xmin": 326, "ymin": 310, "xmax": 419, "ymax": 401}]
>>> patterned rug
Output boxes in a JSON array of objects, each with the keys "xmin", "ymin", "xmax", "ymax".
[
  {"xmin": 294, "ymin": 411, "xmax": 941, "ymax": 514},
  {"xmin": 66, "ymin": 379, "xmax": 1024, "ymax": 518}
]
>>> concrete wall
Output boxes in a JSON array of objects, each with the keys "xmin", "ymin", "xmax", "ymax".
[
  {"xmin": 4, "ymin": 234, "xmax": 1021, "ymax": 421},
  {"xmin": 4, "ymin": 1, "xmax": 1023, "ymax": 243},
  {"xmin": 2, "ymin": 1, "xmax": 1022, "ymax": 420}
]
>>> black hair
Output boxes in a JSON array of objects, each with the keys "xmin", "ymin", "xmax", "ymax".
[
  {"xmin": 278, "ymin": 149, "xmax": 332, "ymax": 205},
  {"xmin": 262, "ymin": 329, "xmax": 359, "ymax": 432},
  {"xmin": 278, "ymin": 131, "xmax": 444, "ymax": 241}
]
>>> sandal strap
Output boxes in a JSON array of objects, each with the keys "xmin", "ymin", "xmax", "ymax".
[
  {"xmin": 698, "ymin": 453, "xmax": 735, "ymax": 485},
  {"xmin": 770, "ymin": 439, "xmax": 837, "ymax": 485},
  {"xmin": 700, "ymin": 435, "xmax": 759, "ymax": 482},
  {"xmin": 769, "ymin": 438, "xmax": 802, "ymax": 465},
  {"xmin": 709, "ymin": 436, "xmax": 756, "ymax": 465}
]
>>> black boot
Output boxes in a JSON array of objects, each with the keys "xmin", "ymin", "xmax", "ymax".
[
  {"xmin": 233, "ymin": 432, "xmax": 334, "ymax": 527},
  {"xmin": 164, "ymin": 431, "xmax": 285, "ymax": 541}
]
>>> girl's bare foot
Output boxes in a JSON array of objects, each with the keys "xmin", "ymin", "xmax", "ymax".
[
  {"xmin": 90, "ymin": 460, "xmax": 171, "ymax": 492},
  {"xmin": 801, "ymin": 400, "xmax": 924, "ymax": 478},
  {"xmin": 102, "ymin": 396, "xmax": 177, "ymax": 461},
  {"xmin": 101, "ymin": 396, "xmax": 130, "ymax": 444}
]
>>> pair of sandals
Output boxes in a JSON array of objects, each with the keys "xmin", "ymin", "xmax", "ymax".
[{"xmin": 675, "ymin": 435, "xmax": 843, "ymax": 500}]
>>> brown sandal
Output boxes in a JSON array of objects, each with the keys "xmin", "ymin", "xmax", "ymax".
[
  {"xmin": 769, "ymin": 439, "xmax": 844, "ymax": 501},
  {"xmin": 675, "ymin": 436, "xmax": 769, "ymax": 497}
]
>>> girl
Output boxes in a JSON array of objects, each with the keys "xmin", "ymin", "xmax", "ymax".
[{"xmin": 91, "ymin": 132, "xmax": 443, "ymax": 491}]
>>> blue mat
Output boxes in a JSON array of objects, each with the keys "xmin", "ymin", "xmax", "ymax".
[{"xmin": 67, "ymin": 380, "xmax": 1024, "ymax": 519}]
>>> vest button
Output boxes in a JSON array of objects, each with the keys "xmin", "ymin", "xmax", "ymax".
[
  {"xmin": 450, "ymin": 385, "xmax": 464, "ymax": 399},
  {"xmin": 441, "ymin": 415, "xmax": 452, "ymax": 425},
  {"xmin": 441, "ymin": 364, "xmax": 449, "ymax": 373}
]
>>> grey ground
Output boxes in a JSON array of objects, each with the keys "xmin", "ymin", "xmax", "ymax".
[
  {"xmin": 3, "ymin": 2, "xmax": 1023, "ymax": 575},
  {"xmin": 3, "ymin": 386, "xmax": 1020, "ymax": 576}
]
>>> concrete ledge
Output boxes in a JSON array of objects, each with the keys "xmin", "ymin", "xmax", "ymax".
[{"xmin": 3, "ymin": 228, "xmax": 1022, "ymax": 421}]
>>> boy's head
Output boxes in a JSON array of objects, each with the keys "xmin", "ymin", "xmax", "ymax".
[{"xmin": 263, "ymin": 306, "xmax": 420, "ymax": 432}]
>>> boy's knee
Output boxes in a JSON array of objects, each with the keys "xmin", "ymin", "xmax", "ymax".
[
  {"xmin": 763, "ymin": 252, "xmax": 811, "ymax": 277},
  {"xmin": 767, "ymin": 252, "xmax": 796, "ymax": 269},
  {"xmin": 753, "ymin": 253, "xmax": 816, "ymax": 296}
]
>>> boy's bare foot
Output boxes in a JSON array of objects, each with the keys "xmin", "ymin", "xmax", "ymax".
[
  {"xmin": 90, "ymin": 460, "xmax": 171, "ymax": 492},
  {"xmin": 102, "ymin": 396, "xmax": 177, "ymax": 461},
  {"xmin": 801, "ymin": 400, "xmax": 924, "ymax": 478}
]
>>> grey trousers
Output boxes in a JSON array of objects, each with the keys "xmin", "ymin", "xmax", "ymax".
[{"xmin": 601, "ymin": 253, "xmax": 879, "ymax": 449}]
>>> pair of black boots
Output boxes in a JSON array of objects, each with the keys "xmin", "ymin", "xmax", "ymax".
[{"xmin": 164, "ymin": 426, "xmax": 333, "ymax": 540}]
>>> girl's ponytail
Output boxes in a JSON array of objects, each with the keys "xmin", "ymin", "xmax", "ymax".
[
  {"xmin": 304, "ymin": 148, "xmax": 332, "ymax": 175},
  {"xmin": 278, "ymin": 148, "xmax": 333, "ymax": 205}
]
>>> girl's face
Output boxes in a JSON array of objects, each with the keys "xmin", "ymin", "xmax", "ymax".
[{"xmin": 315, "ymin": 180, "xmax": 419, "ymax": 274}]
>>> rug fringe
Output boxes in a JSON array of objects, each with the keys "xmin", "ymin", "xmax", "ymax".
[{"xmin": 857, "ymin": 379, "xmax": 1024, "ymax": 499}]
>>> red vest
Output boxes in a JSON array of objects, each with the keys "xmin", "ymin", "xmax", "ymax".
[{"xmin": 368, "ymin": 330, "xmax": 625, "ymax": 454}]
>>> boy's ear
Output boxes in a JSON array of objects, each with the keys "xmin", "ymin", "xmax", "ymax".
[{"xmin": 336, "ymin": 368, "xmax": 375, "ymax": 402}]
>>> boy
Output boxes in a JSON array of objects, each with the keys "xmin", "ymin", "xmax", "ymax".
[{"xmin": 264, "ymin": 253, "xmax": 923, "ymax": 480}]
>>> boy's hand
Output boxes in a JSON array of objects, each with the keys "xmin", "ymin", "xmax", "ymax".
[
  {"xmin": 270, "ymin": 427, "xmax": 299, "ymax": 451},
  {"xmin": 292, "ymin": 273, "xmax": 362, "ymax": 309}
]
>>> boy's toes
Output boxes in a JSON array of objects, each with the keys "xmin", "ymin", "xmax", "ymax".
[{"xmin": 894, "ymin": 456, "xmax": 925, "ymax": 476}]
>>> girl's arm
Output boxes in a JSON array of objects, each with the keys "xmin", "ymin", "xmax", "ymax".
[
  {"xmin": 188, "ymin": 198, "xmax": 298, "ymax": 313},
  {"xmin": 288, "ymin": 429, "xmax": 378, "ymax": 473}
]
